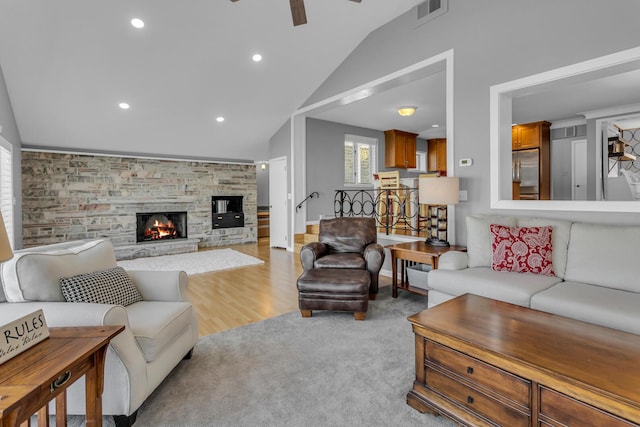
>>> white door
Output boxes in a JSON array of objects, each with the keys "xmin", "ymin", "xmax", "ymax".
[
  {"xmin": 269, "ymin": 157, "xmax": 288, "ymax": 248},
  {"xmin": 571, "ymin": 139, "xmax": 588, "ymax": 200}
]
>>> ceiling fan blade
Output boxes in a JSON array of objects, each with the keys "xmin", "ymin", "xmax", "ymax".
[{"xmin": 290, "ymin": 0, "xmax": 307, "ymax": 26}]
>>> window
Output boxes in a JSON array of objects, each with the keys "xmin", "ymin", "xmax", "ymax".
[
  {"xmin": 0, "ymin": 137, "xmax": 13, "ymax": 247},
  {"xmin": 344, "ymin": 134, "xmax": 377, "ymax": 185},
  {"xmin": 409, "ymin": 151, "xmax": 428, "ymax": 172}
]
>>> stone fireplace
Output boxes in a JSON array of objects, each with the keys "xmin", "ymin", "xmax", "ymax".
[{"xmin": 136, "ymin": 211, "xmax": 188, "ymax": 243}]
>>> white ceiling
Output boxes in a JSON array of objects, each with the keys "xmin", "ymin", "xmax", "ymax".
[{"xmin": 0, "ymin": 0, "xmax": 424, "ymax": 162}]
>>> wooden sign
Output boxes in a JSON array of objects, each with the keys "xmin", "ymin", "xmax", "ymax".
[{"xmin": 0, "ymin": 310, "xmax": 50, "ymax": 365}]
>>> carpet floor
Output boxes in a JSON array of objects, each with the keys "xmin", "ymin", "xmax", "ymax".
[
  {"xmin": 117, "ymin": 248, "xmax": 264, "ymax": 275},
  {"xmin": 67, "ymin": 286, "xmax": 455, "ymax": 427}
]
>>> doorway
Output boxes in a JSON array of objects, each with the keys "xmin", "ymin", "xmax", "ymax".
[
  {"xmin": 269, "ymin": 156, "xmax": 288, "ymax": 248},
  {"xmin": 571, "ymin": 139, "xmax": 588, "ymax": 200}
]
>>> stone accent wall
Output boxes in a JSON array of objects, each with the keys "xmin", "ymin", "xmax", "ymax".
[{"xmin": 22, "ymin": 151, "xmax": 257, "ymax": 249}]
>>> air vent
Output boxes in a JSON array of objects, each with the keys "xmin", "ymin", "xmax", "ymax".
[{"xmin": 416, "ymin": 0, "xmax": 448, "ymax": 25}]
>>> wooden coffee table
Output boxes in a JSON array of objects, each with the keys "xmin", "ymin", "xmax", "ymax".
[{"xmin": 407, "ymin": 294, "xmax": 640, "ymax": 426}]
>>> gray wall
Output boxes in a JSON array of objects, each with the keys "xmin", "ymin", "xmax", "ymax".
[
  {"xmin": 303, "ymin": 0, "xmax": 640, "ymax": 244},
  {"xmin": 306, "ymin": 118, "xmax": 427, "ymax": 221},
  {"xmin": 0, "ymin": 64, "xmax": 22, "ymax": 248}
]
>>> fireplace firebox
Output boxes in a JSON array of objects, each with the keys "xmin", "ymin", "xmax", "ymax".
[{"xmin": 136, "ymin": 212, "xmax": 188, "ymax": 243}]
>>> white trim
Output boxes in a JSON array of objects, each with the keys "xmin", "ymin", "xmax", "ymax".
[
  {"xmin": 21, "ymin": 147, "xmax": 253, "ymax": 165},
  {"xmin": 490, "ymin": 46, "xmax": 640, "ymax": 212},
  {"xmin": 292, "ymin": 49, "xmax": 457, "ymax": 244}
]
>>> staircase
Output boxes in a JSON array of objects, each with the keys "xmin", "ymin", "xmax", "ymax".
[{"xmin": 294, "ymin": 224, "xmax": 319, "ymax": 252}]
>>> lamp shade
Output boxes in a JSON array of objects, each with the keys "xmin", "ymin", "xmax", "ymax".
[
  {"xmin": 0, "ymin": 212, "xmax": 13, "ymax": 262},
  {"xmin": 419, "ymin": 177, "xmax": 460, "ymax": 205}
]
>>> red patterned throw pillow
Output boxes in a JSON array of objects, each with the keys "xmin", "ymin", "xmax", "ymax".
[{"xmin": 490, "ymin": 225, "xmax": 555, "ymax": 276}]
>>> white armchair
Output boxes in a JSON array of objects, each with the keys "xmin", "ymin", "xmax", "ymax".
[
  {"xmin": 0, "ymin": 239, "xmax": 199, "ymax": 427},
  {"xmin": 620, "ymin": 168, "xmax": 640, "ymax": 199}
]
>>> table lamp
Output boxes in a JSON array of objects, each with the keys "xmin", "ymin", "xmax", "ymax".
[
  {"xmin": 0, "ymin": 212, "xmax": 14, "ymax": 262},
  {"xmin": 419, "ymin": 176, "xmax": 459, "ymax": 247}
]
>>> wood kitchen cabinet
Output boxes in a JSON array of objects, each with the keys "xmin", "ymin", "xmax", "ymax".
[
  {"xmin": 427, "ymin": 138, "xmax": 447, "ymax": 175},
  {"xmin": 512, "ymin": 121, "xmax": 550, "ymax": 150},
  {"xmin": 385, "ymin": 129, "xmax": 418, "ymax": 168}
]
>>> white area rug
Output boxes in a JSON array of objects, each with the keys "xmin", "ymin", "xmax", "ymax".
[{"xmin": 117, "ymin": 249, "xmax": 264, "ymax": 275}]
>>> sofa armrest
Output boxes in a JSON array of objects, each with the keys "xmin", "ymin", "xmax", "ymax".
[
  {"xmin": 438, "ymin": 251, "xmax": 469, "ymax": 270},
  {"xmin": 300, "ymin": 242, "xmax": 329, "ymax": 271},
  {"xmin": 363, "ymin": 242, "xmax": 385, "ymax": 274},
  {"xmin": 126, "ymin": 270, "xmax": 189, "ymax": 302}
]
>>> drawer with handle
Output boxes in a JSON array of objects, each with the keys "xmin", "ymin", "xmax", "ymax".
[
  {"xmin": 425, "ymin": 365, "xmax": 530, "ymax": 427},
  {"xmin": 425, "ymin": 339, "xmax": 530, "ymax": 408}
]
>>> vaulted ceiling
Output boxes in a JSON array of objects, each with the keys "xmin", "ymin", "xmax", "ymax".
[{"xmin": 0, "ymin": 0, "xmax": 423, "ymax": 162}]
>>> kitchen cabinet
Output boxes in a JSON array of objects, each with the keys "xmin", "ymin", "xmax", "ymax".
[
  {"xmin": 512, "ymin": 121, "xmax": 550, "ymax": 150},
  {"xmin": 427, "ymin": 138, "xmax": 447, "ymax": 175},
  {"xmin": 385, "ymin": 129, "xmax": 418, "ymax": 168}
]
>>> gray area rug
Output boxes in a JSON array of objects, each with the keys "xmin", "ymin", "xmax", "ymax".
[
  {"xmin": 67, "ymin": 286, "xmax": 454, "ymax": 427},
  {"xmin": 117, "ymin": 248, "xmax": 264, "ymax": 275}
]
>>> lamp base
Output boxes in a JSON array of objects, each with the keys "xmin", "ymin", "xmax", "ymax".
[{"xmin": 425, "ymin": 237, "xmax": 450, "ymax": 247}]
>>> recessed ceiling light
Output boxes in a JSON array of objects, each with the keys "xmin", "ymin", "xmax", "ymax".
[
  {"xmin": 431, "ymin": 124, "xmax": 440, "ymax": 128},
  {"xmin": 216, "ymin": 116, "xmax": 225, "ymax": 123},
  {"xmin": 131, "ymin": 18, "xmax": 145, "ymax": 29},
  {"xmin": 252, "ymin": 54, "xmax": 263, "ymax": 62},
  {"xmin": 119, "ymin": 102, "xmax": 130, "ymax": 110}
]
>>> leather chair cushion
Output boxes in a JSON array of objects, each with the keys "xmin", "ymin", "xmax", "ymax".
[
  {"xmin": 314, "ymin": 253, "xmax": 366, "ymax": 270},
  {"xmin": 297, "ymin": 269, "xmax": 370, "ymax": 295}
]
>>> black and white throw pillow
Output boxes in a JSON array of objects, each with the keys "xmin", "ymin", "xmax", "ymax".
[{"xmin": 60, "ymin": 266, "xmax": 143, "ymax": 306}]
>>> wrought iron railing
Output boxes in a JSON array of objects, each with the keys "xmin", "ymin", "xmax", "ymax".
[{"xmin": 334, "ymin": 188, "xmax": 428, "ymax": 236}]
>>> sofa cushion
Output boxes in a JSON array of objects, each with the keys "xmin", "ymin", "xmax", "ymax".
[
  {"xmin": 530, "ymin": 282, "xmax": 640, "ymax": 335},
  {"xmin": 428, "ymin": 267, "xmax": 562, "ymax": 307},
  {"xmin": 466, "ymin": 215, "xmax": 517, "ymax": 268},
  {"xmin": 564, "ymin": 223, "xmax": 640, "ymax": 292},
  {"xmin": 490, "ymin": 225, "xmax": 554, "ymax": 276},
  {"xmin": 126, "ymin": 301, "xmax": 195, "ymax": 363},
  {"xmin": 60, "ymin": 267, "xmax": 143, "ymax": 307},
  {"xmin": 516, "ymin": 217, "xmax": 572, "ymax": 279},
  {"xmin": 1, "ymin": 239, "xmax": 117, "ymax": 302}
]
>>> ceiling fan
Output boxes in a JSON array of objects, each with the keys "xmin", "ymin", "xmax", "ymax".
[{"xmin": 231, "ymin": 0, "xmax": 362, "ymax": 27}]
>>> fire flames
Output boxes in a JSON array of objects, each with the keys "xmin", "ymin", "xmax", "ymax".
[{"xmin": 144, "ymin": 218, "xmax": 177, "ymax": 240}]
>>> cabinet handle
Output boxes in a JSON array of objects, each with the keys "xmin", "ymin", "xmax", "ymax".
[
  {"xmin": 51, "ymin": 370, "xmax": 72, "ymax": 392},
  {"xmin": 467, "ymin": 396, "xmax": 474, "ymax": 404},
  {"xmin": 466, "ymin": 366, "xmax": 474, "ymax": 374},
  {"xmin": 217, "ymin": 216, "xmax": 223, "ymax": 220},
  {"xmin": 235, "ymin": 215, "xmax": 240, "ymax": 219}
]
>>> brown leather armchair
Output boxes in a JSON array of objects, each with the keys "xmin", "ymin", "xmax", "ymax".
[{"xmin": 300, "ymin": 217, "xmax": 385, "ymax": 298}]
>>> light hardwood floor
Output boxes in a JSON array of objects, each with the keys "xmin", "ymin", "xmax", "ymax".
[{"xmin": 187, "ymin": 238, "xmax": 391, "ymax": 336}]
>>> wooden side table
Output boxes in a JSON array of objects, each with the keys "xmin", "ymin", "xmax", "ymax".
[
  {"xmin": 386, "ymin": 241, "xmax": 466, "ymax": 298},
  {"xmin": 0, "ymin": 325, "xmax": 124, "ymax": 427}
]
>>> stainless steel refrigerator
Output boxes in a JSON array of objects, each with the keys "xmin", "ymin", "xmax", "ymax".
[{"xmin": 513, "ymin": 149, "xmax": 539, "ymax": 199}]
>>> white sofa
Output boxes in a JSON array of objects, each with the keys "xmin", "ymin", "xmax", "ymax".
[
  {"xmin": 428, "ymin": 214, "xmax": 640, "ymax": 336},
  {"xmin": 0, "ymin": 239, "xmax": 199, "ymax": 426}
]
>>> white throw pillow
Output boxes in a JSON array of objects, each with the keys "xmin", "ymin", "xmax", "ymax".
[
  {"xmin": 1, "ymin": 239, "xmax": 117, "ymax": 302},
  {"xmin": 466, "ymin": 215, "xmax": 517, "ymax": 268}
]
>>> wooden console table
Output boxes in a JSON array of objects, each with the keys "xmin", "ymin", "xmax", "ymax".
[
  {"xmin": 386, "ymin": 241, "xmax": 466, "ymax": 298},
  {"xmin": 407, "ymin": 294, "xmax": 640, "ymax": 426},
  {"xmin": 0, "ymin": 325, "xmax": 124, "ymax": 427}
]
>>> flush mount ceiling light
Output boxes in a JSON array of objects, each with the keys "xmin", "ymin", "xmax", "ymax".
[
  {"xmin": 130, "ymin": 18, "xmax": 145, "ymax": 29},
  {"xmin": 252, "ymin": 54, "xmax": 263, "ymax": 62},
  {"xmin": 397, "ymin": 106, "xmax": 417, "ymax": 117},
  {"xmin": 118, "ymin": 102, "xmax": 130, "ymax": 110},
  {"xmin": 216, "ymin": 116, "xmax": 225, "ymax": 123}
]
